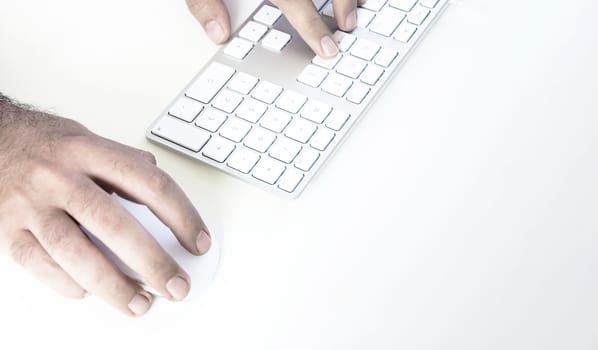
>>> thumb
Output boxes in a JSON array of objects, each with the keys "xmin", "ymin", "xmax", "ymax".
[{"xmin": 186, "ymin": 0, "xmax": 231, "ymax": 44}]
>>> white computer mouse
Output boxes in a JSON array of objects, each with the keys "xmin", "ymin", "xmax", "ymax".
[{"xmin": 83, "ymin": 194, "xmax": 220, "ymax": 300}]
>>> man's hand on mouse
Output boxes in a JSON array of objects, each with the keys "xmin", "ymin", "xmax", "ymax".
[
  {"xmin": 0, "ymin": 99, "xmax": 211, "ymax": 317},
  {"xmin": 186, "ymin": 0, "xmax": 362, "ymax": 58}
]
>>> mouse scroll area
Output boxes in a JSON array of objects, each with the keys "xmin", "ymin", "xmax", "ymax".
[{"xmin": 82, "ymin": 194, "xmax": 220, "ymax": 301}]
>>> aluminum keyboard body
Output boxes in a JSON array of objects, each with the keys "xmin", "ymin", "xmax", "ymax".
[{"xmin": 146, "ymin": 0, "xmax": 448, "ymax": 198}]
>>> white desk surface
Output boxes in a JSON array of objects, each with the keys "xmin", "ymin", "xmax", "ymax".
[{"xmin": 1, "ymin": 0, "xmax": 597, "ymax": 349}]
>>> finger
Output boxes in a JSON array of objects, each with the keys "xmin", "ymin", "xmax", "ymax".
[
  {"xmin": 76, "ymin": 138, "xmax": 211, "ymax": 257},
  {"xmin": 30, "ymin": 211, "xmax": 154, "ymax": 316},
  {"xmin": 54, "ymin": 176, "xmax": 193, "ymax": 302},
  {"xmin": 273, "ymin": 0, "xmax": 339, "ymax": 58},
  {"xmin": 96, "ymin": 138, "xmax": 157, "ymax": 165},
  {"xmin": 333, "ymin": 0, "xmax": 358, "ymax": 31},
  {"xmin": 93, "ymin": 140, "xmax": 157, "ymax": 194},
  {"xmin": 3, "ymin": 229, "xmax": 86, "ymax": 299},
  {"xmin": 186, "ymin": 0, "xmax": 231, "ymax": 44}
]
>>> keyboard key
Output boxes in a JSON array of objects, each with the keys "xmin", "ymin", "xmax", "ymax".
[
  {"xmin": 336, "ymin": 55, "xmax": 368, "ymax": 79},
  {"xmin": 350, "ymin": 39, "xmax": 381, "ymax": 61},
  {"xmin": 389, "ymin": 0, "xmax": 417, "ymax": 12},
  {"xmin": 227, "ymin": 147, "xmax": 260, "ymax": 173},
  {"xmin": 346, "ymin": 83, "xmax": 371, "ymax": 104},
  {"xmin": 169, "ymin": 97, "xmax": 203, "ymax": 122},
  {"xmin": 321, "ymin": 73, "xmax": 353, "ymax": 97},
  {"xmin": 356, "ymin": 8, "xmax": 376, "ymax": 28},
  {"xmin": 219, "ymin": 117, "xmax": 252, "ymax": 142},
  {"xmin": 301, "ymin": 100, "xmax": 332, "ymax": 124},
  {"xmin": 195, "ymin": 107, "xmax": 227, "ymax": 132},
  {"xmin": 238, "ymin": 21, "xmax": 268, "ymax": 42},
  {"xmin": 261, "ymin": 29, "xmax": 291, "ymax": 51},
  {"xmin": 252, "ymin": 158, "xmax": 285, "ymax": 184},
  {"xmin": 152, "ymin": 117, "xmax": 210, "ymax": 152},
  {"xmin": 186, "ymin": 62, "xmax": 235, "ymax": 104},
  {"xmin": 244, "ymin": 127, "xmax": 277, "ymax": 153},
  {"xmin": 212, "ymin": 89, "xmax": 243, "ymax": 113},
  {"xmin": 294, "ymin": 148, "xmax": 320, "ymax": 172},
  {"xmin": 253, "ymin": 4, "xmax": 282, "ymax": 26},
  {"xmin": 394, "ymin": 22, "xmax": 417, "ymax": 43},
  {"xmin": 407, "ymin": 6, "xmax": 430, "ymax": 25},
  {"xmin": 269, "ymin": 138, "xmax": 302, "ymax": 163},
  {"xmin": 374, "ymin": 47, "xmax": 398, "ymax": 67},
  {"xmin": 312, "ymin": 0, "xmax": 328, "ymax": 10},
  {"xmin": 150, "ymin": 0, "xmax": 447, "ymax": 197},
  {"xmin": 278, "ymin": 169, "xmax": 304, "ymax": 193},
  {"xmin": 360, "ymin": 65, "xmax": 385, "ymax": 85},
  {"xmin": 260, "ymin": 108, "xmax": 292, "ymax": 133},
  {"xmin": 420, "ymin": 0, "xmax": 440, "ymax": 8},
  {"xmin": 223, "ymin": 37, "xmax": 253, "ymax": 60},
  {"xmin": 285, "ymin": 119, "xmax": 318, "ymax": 143},
  {"xmin": 369, "ymin": 7, "xmax": 406, "ymax": 37},
  {"xmin": 333, "ymin": 31, "xmax": 357, "ymax": 52},
  {"xmin": 235, "ymin": 98, "xmax": 268, "ymax": 123},
  {"xmin": 312, "ymin": 53, "xmax": 342, "ymax": 70},
  {"xmin": 297, "ymin": 64, "xmax": 328, "ymax": 88},
  {"xmin": 310, "ymin": 128, "xmax": 335, "ymax": 151},
  {"xmin": 321, "ymin": 3, "xmax": 334, "ymax": 17},
  {"xmin": 202, "ymin": 136, "xmax": 235, "ymax": 163},
  {"xmin": 251, "ymin": 81, "xmax": 283, "ymax": 104},
  {"xmin": 325, "ymin": 109, "xmax": 351, "ymax": 131},
  {"xmin": 360, "ymin": 0, "xmax": 387, "ymax": 12},
  {"xmin": 228, "ymin": 72, "xmax": 259, "ymax": 95},
  {"xmin": 276, "ymin": 90, "xmax": 307, "ymax": 113}
]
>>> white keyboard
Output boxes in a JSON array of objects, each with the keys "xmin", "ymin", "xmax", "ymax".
[{"xmin": 147, "ymin": 0, "xmax": 447, "ymax": 198}]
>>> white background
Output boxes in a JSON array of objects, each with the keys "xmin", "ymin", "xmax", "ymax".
[{"xmin": 1, "ymin": 0, "xmax": 597, "ymax": 349}]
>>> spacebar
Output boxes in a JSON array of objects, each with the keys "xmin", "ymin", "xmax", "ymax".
[{"xmin": 151, "ymin": 117, "xmax": 210, "ymax": 152}]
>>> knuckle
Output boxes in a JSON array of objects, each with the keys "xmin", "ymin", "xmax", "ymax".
[
  {"xmin": 29, "ymin": 159, "xmax": 63, "ymax": 185},
  {"xmin": 147, "ymin": 171, "xmax": 174, "ymax": 197},
  {"xmin": 37, "ymin": 215, "xmax": 73, "ymax": 254},
  {"xmin": 52, "ymin": 133, "xmax": 95, "ymax": 158},
  {"xmin": 147, "ymin": 254, "xmax": 179, "ymax": 282},
  {"xmin": 65, "ymin": 180, "xmax": 101, "ymax": 215},
  {"xmin": 186, "ymin": 0, "xmax": 212, "ymax": 17},
  {"xmin": 102, "ymin": 211, "xmax": 130, "ymax": 237},
  {"xmin": 91, "ymin": 265, "xmax": 133, "ymax": 302},
  {"xmin": 9, "ymin": 235, "xmax": 37, "ymax": 267},
  {"xmin": 90, "ymin": 263, "xmax": 110, "ymax": 288}
]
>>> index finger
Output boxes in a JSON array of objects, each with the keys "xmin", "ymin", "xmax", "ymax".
[
  {"xmin": 69, "ymin": 137, "xmax": 211, "ymax": 257},
  {"xmin": 272, "ymin": 0, "xmax": 339, "ymax": 58}
]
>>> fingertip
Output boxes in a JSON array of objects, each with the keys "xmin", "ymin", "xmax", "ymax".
[
  {"xmin": 128, "ymin": 290, "xmax": 153, "ymax": 317},
  {"xmin": 166, "ymin": 275, "xmax": 190, "ymax": 301},
  {"xmin": 195, "ymin": 229, "xmax": 212, "ymax": 255},
  {"xmin": 186, "ymin": 0, "xmax": 231, "ymax": 44},
  {"xmin": 319, "ymin": 35, "xmax": 339, "ymax": 58},
  {"xmin": 205, "ymin": 19, "xmax": 229, "ymax": 44},
  {"xmin": 342, "ymin": 8, "xmax": 357, "ymax": 31}
]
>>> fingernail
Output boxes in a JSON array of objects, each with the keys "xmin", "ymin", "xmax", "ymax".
[
  {"xmin": 196, "ymin": 229, "xmax": 212, "ymax": 254},
  {"xmin": 166, "ymin": 276, "xmax": 190, "ymax": 301},
  {"xmin": 345, "ymin": 9, "xmax": 357, "ymax": 30},
  {"xmin": 128, "ymin": 292, "xmax": 151, "ymax": 316},
  {"xmin": 320, "ymin": 35, "xmax": 339, "ymax": 58},
  {"xmin": 205, "ymin": 20, "xmax": 226, "ymax": 44}
]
